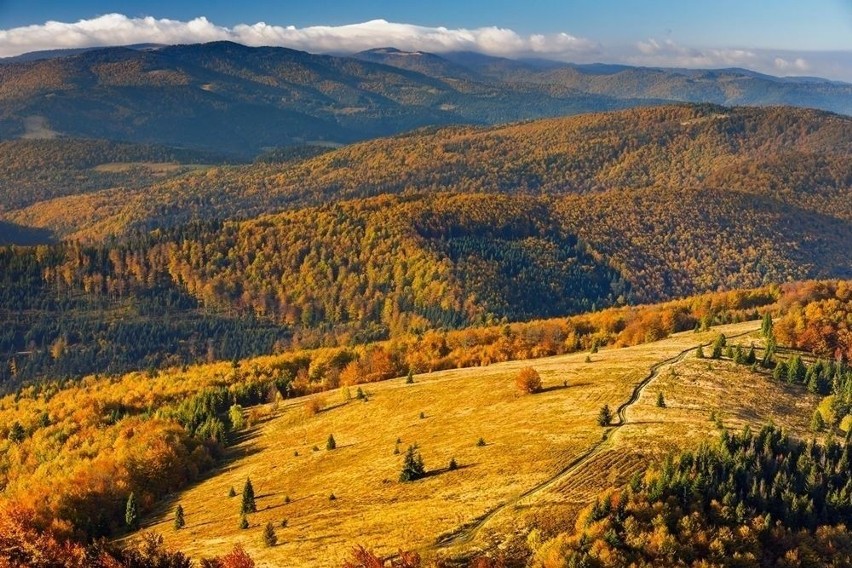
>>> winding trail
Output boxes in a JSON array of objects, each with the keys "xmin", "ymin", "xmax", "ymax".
[{"xmin": 432, "ymin": 327, "xmax": 758, "ymax": 552}]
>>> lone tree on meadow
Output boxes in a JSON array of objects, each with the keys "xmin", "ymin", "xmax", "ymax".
[
  {"xmin": 399, "ymin": 445, "xmax": 426, "ymax": 482},
  {"xmin": 242, "ymin": 478, "xmax": 257, "ymax": 514},
  {"xmin": 125, "ymin": 492, "xmax": 139, "ymax": 530},
  {"xmin": 761, "ymin": 312, "xmax": 774, "ymax": 338},
  {"xmin": 597, "ymin": 404, "xmax": 613, "ymax": 426},
  {"xmin": 174, "ymin": 504, "xmax": 185, "ymax": 530},
  {"xmin": 263, "ymin": 522, "xmax": 277, "ymax": 547},
  {"xmin": 656, "ymin": 392, "xmax": 666, "ymax": 408},
  {"xmin": 327, "ymin": 434, "xmax": 337, "ymax": 450},
  {"xmin": 516, "ymin": 367, "xmax": 542, "ymax": 394},
  {"xmin": 406, "ymin": 369, "xmax": 415, "ymax": 384}
]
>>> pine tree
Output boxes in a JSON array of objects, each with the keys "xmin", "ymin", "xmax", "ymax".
[
  {"xmin": 125, "ymin": 492, "xmax": 139, "ymax": 530},
  {"xmin": 598, "ymin": 404, "xmax": 613, "ymax": 426},
  {"xmin": 399, "ymin": 445, "xmax": 426, "ymax": 482},
  {"xmin": 326, "ymin": 434, "xmax": 336, "ymax": 450},
  {"xmin": 263, "ymin": 522, "xmax": 277, "ymax": 547},
  {"xmin": 228, "ymin": 486, "xmax": 236, "ymax": 498},
  {"xmin": 788, "ymin": 355, "xmax": 806, "ymax": 384},
  {"xmin": 811, "ymin": 410, "xmax": 826, "ymax": 432},
  {"xmin": 174, "ymin": 505, "xmax": 185, "ymax": 530},
  {"xmin": 656, "ymin": 392, "xmax": 666, "ymax": 408},
  {"xmin": 448, "ymin": 457, "xmax": 458, "ymax": 471},
  {"xmin": 696, "ymin": 345, "xmax": 705, "ymax": 359},
  {"xmin": 406, "ymin": 369, "xmax": 415, "ymax": 384},
  {"xmin": 761, "ymin": 313, "xmax": 774, "ymax": 338},
  {"xmin": 241, "ymin": 478, "xmax": 257, "ymax": 514},
  {"xmin": 239, "ymin": 513, "xmax": 249, "ymax": 529},
  {"xmin": 7, "ymin": 421, "xmax": 24, "ymax": 443}
]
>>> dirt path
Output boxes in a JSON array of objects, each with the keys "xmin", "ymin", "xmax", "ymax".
[{"xmin": 432, "ymin": 327, "xmax": 758, "ymax": 552}]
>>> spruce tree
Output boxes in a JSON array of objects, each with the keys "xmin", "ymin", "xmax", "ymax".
[
  {"xmin": 745, "ymin": 345, "xmax": 756, "ymax": 365},
  {"xmin": 598, "ymin": 404, "xmax": 613, "ymax": 426},
  {"xmin": 399, "ymin": 445, "xmax": 426, "ymax": 482},
  {"xmin": 241, "ymin": 478, "xmax": 257, "ymax": 514},
  {"xmin": 696, "ymin": 345, "xmax": 705, "ymax": 359},
  {"xmin": 263, "ymin": 522, "xmax": 277, "ymax": 547},
  {"xmin": 656, "ymin": 392, "xmax": 666, "ymax": 408},
  {"xmin": 174, "ymin": 504, "xmax": 185, "ymax": 530},
  {"xmin": 239, "ymin": 513, "xmax": 249, "ymax": 529},
  {"xmin": 761, "ymin": 313, "xmax": 774, "ymax": 338},
  {"xmin": 228, "ymin": 486, "xmax": 236, "ymax": 498},
  {"xmin": 811, "ymin": 410, "xmax": 825, "ymax": 432},
  {"xmin": 326, "ymin": 434, "xmax": 336, "ymax": 450},
  {"xmin": 406, "ymin": 369, "xmax": 415, "ymax": 384},
  {"xmin": 125, "ymin": 492, "xmax": 139, "ymax": 530}
]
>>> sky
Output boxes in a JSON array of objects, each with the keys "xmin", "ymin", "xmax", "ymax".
[{"xmin": 1, "ymin": 0, "xmax": 851, "ymax": 81}]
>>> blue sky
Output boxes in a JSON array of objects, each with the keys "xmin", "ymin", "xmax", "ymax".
[{"xmin": 1, "ymin": 0, "xmax": 851, "ymax": 79}]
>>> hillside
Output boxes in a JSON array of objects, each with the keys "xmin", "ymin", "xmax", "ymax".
[
  {"xmin": 363, "ymin": 49, "xmax": 852, "ymax": 115},
  {"xmin": 131, "ymin": 321, "xmax": 818, "ymax": 566},
  {"xmin": 0, "ymin": 42, "xmax": 638, "ymax": 156},
  {"xmin": 1, "ymin": 282, "xmax": 849, "ymax": 566}
]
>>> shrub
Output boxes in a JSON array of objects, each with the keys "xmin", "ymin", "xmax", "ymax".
[
  {"xmin": 516, "ymin": 367, "xmax": 543, "ymax": 394},
  {"xmin": 476, "ymin": 437, "xmax": 487, "ymax": 447},
  {"xmin": 263, "ymin": 522, "xmax": 277, "ymax": 547},
  {"xmin": 448, "ymin": 457, "xmax": 458, "ymax": 471}
]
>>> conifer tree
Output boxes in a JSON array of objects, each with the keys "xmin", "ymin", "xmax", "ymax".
[
  {"xmin": 241, "ymin": 478, "xmax": 257, "ymax": 514},
  {"xmin": 174, "ymin": 504, "xmax": 185, "ymax": 530},
  {"xmin": 399, "ymin": 445, "xmax": 426, "ymax": 482},
  {"xmin": 406, "ymin": 369, "xmax": 415, "ymax": 384},
  {"xmin": 326, "ymin": 434, "xmax": 336, "ymax": 450},
  {"xmin": 656, "ymin": 392, "xmax": 666, "ymax": 408},
  {"xmin": 263, "ymin": 522, "xmax": 277, "ymax": 547},
  {"xmin": 761, "ymin": 313, "xmax": 774, "ymax": 338},
  {"xmin": 598, "ymin": 404, "xmax": 613, "ymax": 426},
  {"xmin": 696, "ymin": 345, "xmax": 705, "ymax": 359},
  {"xmin": 125, "ymin": 492, "xmax": 139, "ymax": 530},
  {"xmin": 239, "ymin": 513, "xmax": 249, "ymax": 529},
  {"xmin": 811, "ymin": 410, "xmax": 825, "ymax": 432}
]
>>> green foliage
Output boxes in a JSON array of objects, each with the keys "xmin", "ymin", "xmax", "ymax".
[
  {"xmin": 125, "ymin": 492, "xmax": 139, "ymax": 530},
  {"xmin": 597, "ymin": 404, "xmax": 613, "ymax": 426},
  {"xmin": 326, "ymin": 434, "xmax": 337, "ymax": 450},
  {"xmin": 448, "ymin": 457, "xmax": 458, "ymax": 471},
  {"xmin": 656, "ymin": 392, "xmax": 666, "ymax": 408},
  {"xmin": 811, "ymin": 410, "xmax": 826, "ymax": 432},
  {"xmin": 761, "ymin": 312, "xmax": 774, "ymax": 338},
  {"xmin": 399, "ymin": 445, "xmax": 426, "ymax": 482},
  {"xmin": 406, "ymin": 369, "xmax": 415, "ymax": 384},
  {"xmin": 239, "ymin": 513, "xmax": 249, "ymax": 530},
  {"xmin": 241, "ymin": 478, "xmax": 256, "ymax": 514},
  {"xmin": 174, "ymin": 504, "xmax": 185, "ymax": 530},
  {"xmin": 228, "ymin": 487, "xmax": 236, "ymax": 498},
  {"xmin": 263, "ymin": 522, "xmax": 277, "ymax": 547},
  {"xmin": 539, "ymin": 425, "xmax": 852, "ymax": 566}
]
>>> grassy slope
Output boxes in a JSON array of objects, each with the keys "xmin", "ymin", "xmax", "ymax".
[{"xmin": 136, "ymin": 321, "xmax": 818, "ymax": 566}]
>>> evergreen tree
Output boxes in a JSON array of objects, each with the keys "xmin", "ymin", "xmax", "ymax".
[
  {"xmin": 239, "ymin": 513, "xmax": 249, "ymax": 529},
  {"xmin": 598, "ymin": 404, "xmax": 613, "ymax": 426},
  {"xmin": 745, "ymin": 345, "xmax": 756, "ymax": 365},
  {"xmin": 263, "ymin": 522, "xmax": 277, "ymax": 547},
  {"xmin": 811, "ymin": 410, "xmax": 826, "ymax": 432},
  {"xmin": 788, "ymin": 355, "xmax": 806, "ymax": 384},
  {"xmin": 696, "ymin": 345, "xmax": 705, "ymax": 359},
  {"xmin": 174, "ymin": 504, "xmax": 185, "ymax": 530},
  {"xmin": 656, "ymin": 392, "xmax": 666, "ymax": 408},
  {"xmin": 326, "ymin": 434, "xmax": 336, "ymax": 450},
  {"xmin": 241, "ymin": 478, "xmax": 257, "ymax": 514},
  {"xmin": 7, "ymin": 421, "xmax": 24, "ymax": 443},
  {"xmin": 228, "ymin": 486, "xmax": 236, "ymax": 498},
  {"xmin": 761, "ymin": 313, "xmax": 774, "ymax": 338},
  {"xmin": 125, "ymin": 492, "xmax": 139, "ymax": 530},
  {"xmin": 448, "ymin": 457, "xmax": 458, "ymax": 471},
  {"xmin": 406, "ymin": 369, "xmax": 415, "ymax": 384},
  {"xmin": 399, "ymin": 445, "xmax": 426, "ymax": 482}
]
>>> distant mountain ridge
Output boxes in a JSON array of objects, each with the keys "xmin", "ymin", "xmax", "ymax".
[{"xmin": 0, "ymin": 42, "xmax": 849, "ymax": 156}]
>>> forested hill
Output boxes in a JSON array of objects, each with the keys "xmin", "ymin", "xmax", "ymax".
[
  {"xmin": 0, "ymin": 41, "xmax": 641, "ymax": 156},
  {"xmin": 5, "ymin": 104, "xmax": 848, "ymax": 241}
]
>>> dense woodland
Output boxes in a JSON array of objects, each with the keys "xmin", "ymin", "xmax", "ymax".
[{"xmin": 531, "ymin": 425, "xmax": 852, "ymax": 567}]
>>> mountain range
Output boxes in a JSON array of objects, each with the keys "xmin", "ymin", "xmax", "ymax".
[{"xmin": 1, "ymin": 41, "xmax": 850, "ymax": 156}]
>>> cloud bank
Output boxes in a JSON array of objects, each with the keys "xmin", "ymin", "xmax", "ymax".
[{"xmin": 0, "ymin": 14, "xmax": 849, "ymax": 82}]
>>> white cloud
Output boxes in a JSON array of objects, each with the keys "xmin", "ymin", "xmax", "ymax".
[
  {"xmin": 0, "ymin": 14, "xmax": 599, "ymax": 58},
  {"xmin": 0, "ymin": 15, "xmax": 849, "ymax": 81}
]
